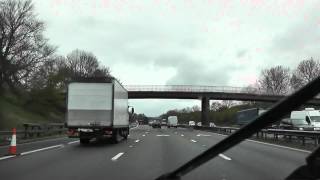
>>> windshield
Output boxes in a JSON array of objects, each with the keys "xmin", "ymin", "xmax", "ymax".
[
  {"xmin": 310, "ymin": 116, "xmax": 320, "ymax": 122},
  {"xmin": 1, "ymin": 1, "xmax": 320, "ymax": 180},
  {"xmin": 291, "ymin": 119, "xmax": 309, "ymax": 125}
]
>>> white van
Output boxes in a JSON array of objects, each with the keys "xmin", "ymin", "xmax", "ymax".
[{"xmin": 290, "ymin": 108, "xmax": 320, "ymax": 130}]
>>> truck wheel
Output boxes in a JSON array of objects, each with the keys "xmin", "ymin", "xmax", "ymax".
[
  {"xmin": 80, "ymin": 138, "xmax": 90, "ymax": 144},
  {"xmin": 122, "ymin": 128, "xmax": 129, "ymax": 140},
  {"xmin": 112, "ymin": 130, "xmax": 120, "ymax": 143}
]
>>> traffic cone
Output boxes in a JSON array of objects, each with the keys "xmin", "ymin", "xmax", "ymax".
[{"xmin": 9, "ymin": 128, "xmax": 17, "ymax": 155}]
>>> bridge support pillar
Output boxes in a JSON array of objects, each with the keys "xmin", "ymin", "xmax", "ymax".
[{"xmin": 201, "ymin": 97, "xmax": 209, "ymax": 126}]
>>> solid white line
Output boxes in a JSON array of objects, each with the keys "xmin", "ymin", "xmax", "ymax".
[
  {"xmin": 197, "ymin": 134, "xmax": 211, "ymax": 137},
  {"xmin": 111, "ymin": 152, "xmax": 124, "ymax": 161},
  {"xmin": 142, "ymin": 134, "xmax": 146, "ymax": 137},
  {"xmin": 219, "ymin": 154, "xmax": 232, "ymax": 161},
  {"xmin": 190, "ymin": 139, "xmax": 197, "ymax": 143},
  {"xmin": 68, "ymin": 140, "xmax": 79, "ymax": 145},
  {"xmin": 0, "ymin": 155, "xmax": 16, "ymax": 161},
  {"xmin": 20, "ymin": 144, "xmax": 63, "ymax": 156},
  {"xmin": 245, "ymin": 139, "xmax": 312, "ymax": 153},
  {"xmin": 157, "ymin": 135, "xmax": 170, "ymax": 137},
  {"xmin": 135, "ymin": 139, "xmax": 140, "ymax": 143},
  {"xmin": 208, "ymin": 132, "xmax": 311, "ymax": 153},
  {"xmin": 181, "ymin": 134, "xmax": 184, "ymax": 137}
]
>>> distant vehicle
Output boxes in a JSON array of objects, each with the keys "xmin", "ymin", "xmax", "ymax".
[
  {"xmin": 161, "ymin": 119, "xmax": 167, "ymax": 126},
  {"xmin": 209, "ymin": 122, "xmax": 216, "ymax": 127},
  {"xmin": 236, "ymin": 108, "xmax": 266, "ymax": 126},
  {"xmin": 189, "ymin": 121, "xmax": 195, "ymax": 126},
  {"xmin": 280, "ymin": 108, "xmax": 320, "ymax": 130},
  {"xmin": 167, "ymin": 116, "xmax": 178, "ymax": 128},
  {"xmin": 197, "ymin": 122, "xmax": 202, "ymax": 126},
  {"xmin": 66, "ymin": 78, "xmax": 133, "ymax": 144},
  {"xmin": 148, "ymin": 120, "xmax": 153, "ymax": 126},
  {"xmin": 152, "ymin": 119, "xmax": 162, "ymax": 128}
]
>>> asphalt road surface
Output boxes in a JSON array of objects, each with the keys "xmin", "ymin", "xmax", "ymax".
[{"xmin": 0, "ymin": 125, "xmax": 311, "ymax": 180}]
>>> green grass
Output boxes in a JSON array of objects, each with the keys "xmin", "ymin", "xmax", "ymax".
[{"xmin": 0, "ymin": 91, "xmax": 64, "ymax": 130}]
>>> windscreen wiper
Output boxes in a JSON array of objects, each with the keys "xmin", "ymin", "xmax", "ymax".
[{"xmin": 156, "ymin": 77, "xmax": 320, "ymax": 180}]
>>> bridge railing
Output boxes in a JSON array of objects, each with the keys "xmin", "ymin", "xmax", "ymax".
[{"xmin": 125, "ymin": 85, "xmax": 290, "ymax": 96}]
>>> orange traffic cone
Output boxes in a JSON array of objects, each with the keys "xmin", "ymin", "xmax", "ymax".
[{"xmin": 9, "ymin": 128, "xmax": 17, "ymax": 155}]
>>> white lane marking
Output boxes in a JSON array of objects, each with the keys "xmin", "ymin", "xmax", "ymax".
[
  {"xmin": 20, "ymin": 144, "xmax": 63, "ymax": 156},
  {"xmin": 205, "ymin": 132, "xmax": 311, "ymax": 153},
  {"xmin": 142, "ymin": 134, "xmax": 146, "ymax": 137},
  {"xmin": 202, "ymin": 145, "xmax": 206, "ymax": 147},
  {"xmin": 157, "ymin": 135, "xmax": 170, "ymax": 137},
  {"xmin": 219, "ymin": 154, "xmax": 232, "ymax": 161},
  {"xmin": 0, "ymin": 155, "xmax": 16, "ymax": 161},
  {"xmin": 68, "ymin": 140, "xmax": 79, "ymax": 145},
  {"xmin": 111, "ymin": 152, "xmax": 124, "ymax": 161},
  {"xmin": 129, "ymin": 145, "xmax": 133, "ymax": 148},
  {"xmin": 135, "ymin": 139, "xmax": 140, "ymax": 143},
  {"xmin": 181, "ymin": 134, "xmax": 184, "ymax": 137},
  {"xmin": 190, "ymin": 139, "xmax": 197, "ymax": 143},
  {"xmin": 246, "ymin": 139, "xmax": 311, "ymax": 153},
  {"xmin": 196, "ymin": 134, "xmax": 211, "ymax": 137}
]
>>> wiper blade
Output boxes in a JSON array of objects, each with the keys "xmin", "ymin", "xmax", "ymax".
[{"xmin": 156, "ymin": 77, "xmax": 320, "ymax": 180}]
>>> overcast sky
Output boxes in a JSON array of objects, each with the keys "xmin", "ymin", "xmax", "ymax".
[{"xmin": 34, "ymin": 0, "xmax": 320, "ymax": 116}]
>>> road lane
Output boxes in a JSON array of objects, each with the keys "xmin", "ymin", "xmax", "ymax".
[{"xmin": 0, "ymin": 125, "xmax": 311, "ymax": 180}]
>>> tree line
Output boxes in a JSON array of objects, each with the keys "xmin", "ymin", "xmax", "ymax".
[
  {"xmin": 0, "ymin": 0, "xmax": 112, "ymax": 124},
  {"xmin": 0, "ymin": 0, "xmax": 111, "ymax": 94},
  {"xmin": 255, "ymin": 58, "xmax": 320, "ymax": 95}
]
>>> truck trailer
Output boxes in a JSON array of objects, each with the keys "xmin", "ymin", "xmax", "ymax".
[
  {"xmin": 167, "ymin": 116, "xmax": 178, "ymax": 128},
  {"xmin": 66, "ymin": 77, "xmax": 133, "ymax": 144},
  {"xmin": 236, "ymin": 108, "xmax": 266, "ymax": 126}
]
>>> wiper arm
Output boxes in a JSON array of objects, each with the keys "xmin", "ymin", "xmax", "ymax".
[{"xmin": 156, "ymin": 77, "xmax": 320, "ymax": 180}]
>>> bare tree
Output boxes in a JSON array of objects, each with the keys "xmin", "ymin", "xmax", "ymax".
[
  {"xmin": 258, "ymin": 65, "xmax": 291, "ymax": 95},
  {"xmin": 0, "ymin": 0, "xmax": 55, "ymax": 90},
  {"xmin": 210, "ymin": 101, "xmax": 221, "ymax": 111},
  {"xmin": 291, "ymin": 58, "xmax": 320, "ymax": 90},
  {"xmin": 65, "ymin": 49, "xmax": 111, "ymax": 79}
]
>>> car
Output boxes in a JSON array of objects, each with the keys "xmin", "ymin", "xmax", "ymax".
[
  {"xmin": 209, "ymin": 122, "xmax": 216, "ymax": 127},
  {"xmin": 152, "ymin": 119, "xmax": 161, "ymax": 128},
  {"xmin": 189, "ymin": 121, "xmax": 195, "ymax": 126}
]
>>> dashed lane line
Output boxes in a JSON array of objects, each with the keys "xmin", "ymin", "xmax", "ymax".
[
  {"xmin": 111, "ymin": 152, "xmax": 124, "ymax": 161},
  {"xmin": 68, "ymin": 140, "xmax": 79, "ymax": 145},
  {"xmin": 219, "ymin": 154, "xmax": 232, "ymax": 161}
]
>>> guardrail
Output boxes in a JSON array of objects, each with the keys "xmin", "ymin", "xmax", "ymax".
[
  {"xmin": 179, "ymin": 125, "xmax": 320, "ymax": 146},
  {"xmin": 0, "ymin": 123, "xmax": 66, "ymax": 145}
]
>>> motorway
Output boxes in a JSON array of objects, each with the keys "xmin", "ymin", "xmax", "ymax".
[{"xmin": 0, "ymin": 125, "xmax": 311, "ymax": 180}]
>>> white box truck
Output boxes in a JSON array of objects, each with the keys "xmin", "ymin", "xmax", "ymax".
[
  {"xmin": 167, "ymin": 116, "xmax": 178, "ymax": 128},
  {"xmin": 66, "ymin": 78, "xmax": 133, "ymax": 144}
]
